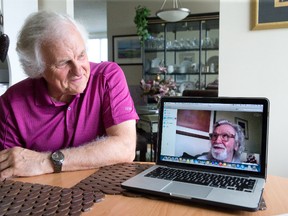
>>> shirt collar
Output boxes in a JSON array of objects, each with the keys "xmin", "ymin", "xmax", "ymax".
[{"xmin": 35, "ymin": 78, "xmax": 79, "ymax": 107}]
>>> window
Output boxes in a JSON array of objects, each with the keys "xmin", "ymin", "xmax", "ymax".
[{"xmin": 87, "ymin": 38, "xmax": 108, "ymax": 63}]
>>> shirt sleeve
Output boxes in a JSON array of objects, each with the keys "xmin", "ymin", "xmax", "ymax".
[
  {"xmin": 99, "ymin": 62, "xmax": 139, "ymax": 129},
  {"xmin": 0, "ymin": 93, "xmax": 23, "ymax": 150}
]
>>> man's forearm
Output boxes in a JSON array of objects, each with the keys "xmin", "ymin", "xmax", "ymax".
[
  {"xmin": 61, "ymin": 134, "xmax": 136, "ymax": 172},
  {"xmin": 0, "ymin": 120, "xmax": 137, "ymax": 179}
]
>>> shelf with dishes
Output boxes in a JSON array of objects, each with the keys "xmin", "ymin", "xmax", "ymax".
[
  {"xmin": 145, "ymin": 72, "xmax": 219, "ymax": 75},
  {"xmin": 144, "ymin": 47, "xmax": 218, "ymax": 53},
  {"xmin": 145, "ymin": 55, "xmax": 219, "ymax": 75},
  {"xmin": 143, "ymin": 13, "xmax": 219, "ymax": 93},
  {"xmin": 144, "ymin": 34, "xmax": 219, "ymax": 52}
]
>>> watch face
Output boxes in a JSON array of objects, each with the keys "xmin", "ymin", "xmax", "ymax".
[{"xmin": 52, "ymin": 151, "xmax": 64, "ymax": 162}]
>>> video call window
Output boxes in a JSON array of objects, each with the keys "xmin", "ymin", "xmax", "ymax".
[{"xmin": 174, "ymin": 109, "xmax": 262, "ymax": 165}]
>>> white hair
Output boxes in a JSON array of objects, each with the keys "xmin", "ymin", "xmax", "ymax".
[{"xmin": 16, "ymin": 10, "xmax": 88, "ymax": 78}]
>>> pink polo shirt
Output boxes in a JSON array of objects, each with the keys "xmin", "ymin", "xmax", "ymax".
[{"xmin": 0, "ymin": 62, "xmax": 139, "ymax": 151}]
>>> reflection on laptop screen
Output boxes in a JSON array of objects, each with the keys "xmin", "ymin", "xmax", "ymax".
[{"xmin": 159, "ymin": 101, "xmax": 265, "ymax": 173}]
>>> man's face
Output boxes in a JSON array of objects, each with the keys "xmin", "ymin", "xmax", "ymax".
[
  {"xmin": 210, "ymin": 124, "xmax": 238, "ymax": 162},
  {"xmin": 41, "ymin": 25, "xmax": 90, "ymax": 102}
]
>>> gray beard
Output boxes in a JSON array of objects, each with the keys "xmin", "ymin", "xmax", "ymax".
[{"xmin": 211, "ymin": 148, "xmax": 228, "ymax": 161}]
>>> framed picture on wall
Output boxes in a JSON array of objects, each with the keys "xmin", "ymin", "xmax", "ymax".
[
  {"xmin": 235, "ymin": 117, "xmax": 249, "ymax": 139},
  {"xmin": 112, "ymin": 35, "xmax": 142, "ymax": 65},
  {"xmin": 176, "ymin": 110, "xmax": 212, "ymax": 139},
  {"xmin": 251, "ymin": 0, "xmax": 288, "ymax": 30}
]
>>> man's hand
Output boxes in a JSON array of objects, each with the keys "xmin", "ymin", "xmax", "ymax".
[{"xmin": 0, "ymin": 147, "xmax": 52, "ymax": 180}]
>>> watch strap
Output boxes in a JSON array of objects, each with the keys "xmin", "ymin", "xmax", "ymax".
[{"xmin": 53, "ymin": 162, "xmax": 62, "ymax": 173}]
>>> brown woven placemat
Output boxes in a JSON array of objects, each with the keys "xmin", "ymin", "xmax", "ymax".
[
  {"xmin": 0, "ymin": 163, "xmax": 151, "ymax": 216},
  {"xmin": 72, "ymin": 163, "xmax": 153, "ymax": 195},
  {"xmin": 0, "ymin": 180, "xmax": 104, "ymax": 216}
]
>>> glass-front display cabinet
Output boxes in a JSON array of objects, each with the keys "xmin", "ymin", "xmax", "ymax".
[{"xmin": 143, "ymin": 13, "xmax": 219, "ymax": 94}]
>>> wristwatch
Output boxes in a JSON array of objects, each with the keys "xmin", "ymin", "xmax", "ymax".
[{"xmin": 51, "ymin": 151, "xmax": 65, "ymax": 173}]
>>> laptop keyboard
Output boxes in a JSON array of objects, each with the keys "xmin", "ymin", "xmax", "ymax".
[{"xmin": 145, "ymin": 167, "xmax": 256, "ymax": 192}]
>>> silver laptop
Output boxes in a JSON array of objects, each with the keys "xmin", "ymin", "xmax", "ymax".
[{"xmin": 122, "ymin": 97, "xmax": 269, "ymax": 211}]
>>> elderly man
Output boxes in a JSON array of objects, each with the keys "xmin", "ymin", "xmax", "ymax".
[
  {"xmin": 0, "ymin": 11, "xmax": 138, "ymax": 179},
  {"xmin": 198, "ymin": 119, "xmax": 245, "ymax": 163}
]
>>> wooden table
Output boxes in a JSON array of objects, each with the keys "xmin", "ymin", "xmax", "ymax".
[{"xmin": 14, "ymin": 169, "xmax": 288, "ymax": 216}]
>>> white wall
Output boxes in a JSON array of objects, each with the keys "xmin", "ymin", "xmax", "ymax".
[
  {"xmin": 1, "ymin": 0, "xmax": 38, "ymax": 86},
  {"xmin": 220, "ymin": 0, "xmax": 288, "ymax": 177}
]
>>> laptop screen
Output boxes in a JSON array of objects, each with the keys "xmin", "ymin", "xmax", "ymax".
[{"xmin": 157, "ymin": 97, "xmax": 269, "ymax": 177}]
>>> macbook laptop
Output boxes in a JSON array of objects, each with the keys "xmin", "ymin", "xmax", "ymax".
[{"xmin": 122, "ymin": 97, "xmax": 269, "ymax": 211}]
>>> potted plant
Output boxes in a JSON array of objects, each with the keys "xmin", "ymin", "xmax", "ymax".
[{"xmin": 134, "ymin": 5, "xmax": 151, "ymax": 46}]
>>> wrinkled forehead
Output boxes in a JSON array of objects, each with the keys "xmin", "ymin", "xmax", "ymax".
[{"xmin": 43, "ymin": 23, "xmax": 82, "ymax": 43}]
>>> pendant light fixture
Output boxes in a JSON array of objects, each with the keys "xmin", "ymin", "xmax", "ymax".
[{"xmin": 156, "ymin": 0, "xmax": 190, "ymax": 22}]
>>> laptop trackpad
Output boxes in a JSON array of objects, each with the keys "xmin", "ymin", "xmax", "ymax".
[{"xmin": 162, "ymin": 182, "xmax": 212, "ymax": 199}]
